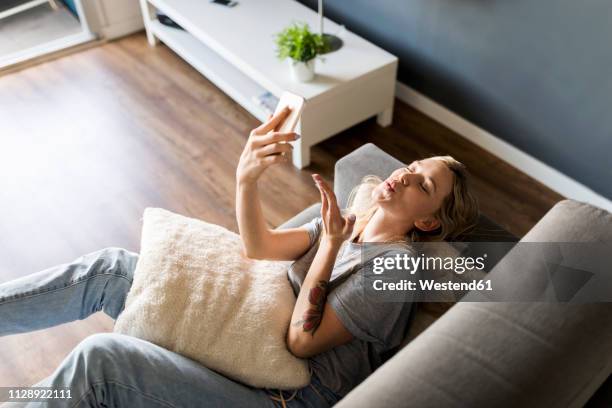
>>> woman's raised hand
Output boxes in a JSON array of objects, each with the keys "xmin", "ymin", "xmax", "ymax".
[
  {"xmin": 312, "ymin": 174, "xmax": 356, "ymax": 247},
  {"xmin": 236, "ymin": 107, "xmax": 300, "ymax": 185}
]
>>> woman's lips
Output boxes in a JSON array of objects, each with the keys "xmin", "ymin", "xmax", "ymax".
[{"xmin": 384, "ymin": 181, "xmax": 395, "ymax": 193}]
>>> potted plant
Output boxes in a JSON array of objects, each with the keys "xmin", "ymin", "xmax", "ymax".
[{"xmin": 275, "ymin": 22, "xmax": 330, "ymax": 82}]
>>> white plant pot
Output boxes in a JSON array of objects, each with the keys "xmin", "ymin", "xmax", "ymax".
[{"xmin": 289, "ymin": 59, "xmax": 315, "ymax": 82}]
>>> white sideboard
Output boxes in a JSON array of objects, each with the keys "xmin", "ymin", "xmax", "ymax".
[{"xmin": 140, "ymin": 0, "xmax": 398, "ymax": 168}]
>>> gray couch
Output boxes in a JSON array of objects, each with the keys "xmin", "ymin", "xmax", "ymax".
[{"xmin": 279, "ymin": 143, "xmax": 612, "ymax": 408}]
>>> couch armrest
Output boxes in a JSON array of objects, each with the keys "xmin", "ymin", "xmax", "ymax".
[{"xmin": 334, "ymin": 143, "xmax": 404, "ymax": 208}]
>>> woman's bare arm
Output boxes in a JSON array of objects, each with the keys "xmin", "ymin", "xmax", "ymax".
[
  {"xmin": 286, "ymin": 174, "xmax": 356, "ymax": 358},
  {"xmin": 236, "ymin": 182, "xmax": 311, "ymax": 260},
  {"xmin": 235, "ymin": 108, "xmax": 311, "ymax": 261},
  {"xmin": 286, "ymin": 237, "xmax": 354, "ymax": 357}
]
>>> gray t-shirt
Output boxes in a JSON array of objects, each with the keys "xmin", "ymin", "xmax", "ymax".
[{"xmin": 287, "ymin": 217, "xmax": 416, "ymax": 398}]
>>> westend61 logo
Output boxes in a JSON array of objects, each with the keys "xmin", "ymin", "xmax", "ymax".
[
  {"xmin": 372, "ymin": 252, "xmax": 487, "ymax": 275},
  {"xmin": 364, "ymin": 242, "xmax": 612, "ymax": 303}
]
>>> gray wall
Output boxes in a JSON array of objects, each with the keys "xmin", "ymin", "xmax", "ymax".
[{"xmin": 299, "ymin": 0, "xmax": 612, "ymax": 200}]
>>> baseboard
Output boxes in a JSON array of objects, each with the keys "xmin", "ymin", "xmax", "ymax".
[
  {"xmin": 0, "ymin": 31, "xmax": 99, "ymax": 73},
  {"xmin": 395, "ymin": 81, "xmax": 612, "ymax": 213}
]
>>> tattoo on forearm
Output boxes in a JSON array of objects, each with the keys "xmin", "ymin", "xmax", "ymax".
[{"xmin": 294, "ymin": 280, "xmax": 328, "ymax": 335}]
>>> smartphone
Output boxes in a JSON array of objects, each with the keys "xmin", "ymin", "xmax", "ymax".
[
  {"xmin": 210, "ymin": 0, "xmax": 238, "ymax": 7},
  {"xmin": 272, "ymin": 91, "xmax": 305, "ymax": 134}
]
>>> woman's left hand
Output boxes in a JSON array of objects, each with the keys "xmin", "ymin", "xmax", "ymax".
[{"xmin": 312, "ymin": 174, "xmax": 356, "ymax": 247}]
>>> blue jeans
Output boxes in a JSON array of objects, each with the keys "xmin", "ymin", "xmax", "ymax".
[{"xmin": 0, "ymin": 248, "xmax": 341, "ymax": 408}]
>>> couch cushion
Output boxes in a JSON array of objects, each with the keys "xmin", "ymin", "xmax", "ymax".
[{"xmin": 455, "ymin": 214, "xmax": 518, "ymax": 242}]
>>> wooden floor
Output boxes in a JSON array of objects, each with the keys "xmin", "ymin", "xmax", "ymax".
[{"xmin": 0, "ymin": 33, "xmax": 562, "ymax": 387}]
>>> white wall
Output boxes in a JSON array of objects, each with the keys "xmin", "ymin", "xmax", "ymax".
[{"xmin": 82, "ymin": 0, "xmax": 144, "ymax": 40}]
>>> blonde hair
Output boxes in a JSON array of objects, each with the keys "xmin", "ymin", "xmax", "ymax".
[{"xmin": 346, "ymin": 156, "xmax": 479, "ymax": 243}]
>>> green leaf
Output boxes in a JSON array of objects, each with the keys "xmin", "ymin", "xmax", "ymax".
[{"xmin": 274, "ymin": 22, "xmax": 331, "ymax": 62}]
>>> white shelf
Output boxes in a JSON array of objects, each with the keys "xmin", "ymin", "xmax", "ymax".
[
  {"xmin": 146, "ymin": 0, "xmax": 397, "ymax": 103},
  {"xmin": 149, "ymin": 20, "xmax": 269, "ymax": 122}
]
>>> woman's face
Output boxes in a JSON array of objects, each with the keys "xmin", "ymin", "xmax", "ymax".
[{"xmin": 371, "ymin": 158, "xmax": 455, "ymax": 230}]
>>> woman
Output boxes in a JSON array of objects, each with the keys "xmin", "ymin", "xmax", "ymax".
[{"xmin": 0, "ymin": 108, "xmax": 478, "ymax": 408}]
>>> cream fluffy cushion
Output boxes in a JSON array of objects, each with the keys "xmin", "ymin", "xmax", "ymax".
[{"xmin": 113, "ymin": 208, "xmax": 311, "ymax": 389}]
